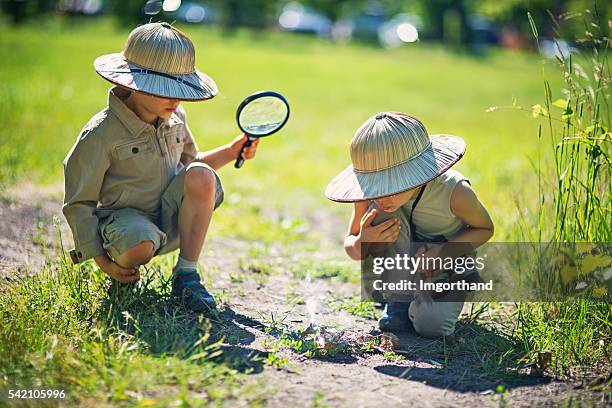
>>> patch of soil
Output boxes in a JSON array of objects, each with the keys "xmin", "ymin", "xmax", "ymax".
[{"xmin": 0, "ymin": 184, "xmax": 67, "ymax": 275}]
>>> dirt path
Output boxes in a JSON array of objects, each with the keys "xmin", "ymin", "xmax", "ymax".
[
  {"xmin": 0, "ymin": 188, "xmax": 606, "ymax": 407},
  {"xmin": 200, "ymin": 240, "xmax": 591, "ymax": 407}
]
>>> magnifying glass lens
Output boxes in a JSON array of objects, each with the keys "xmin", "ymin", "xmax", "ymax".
[
  {"xmin": 234, "ymin": 91, "xmax": 289, "ymax": 169},
  {"xmin": 238, "ymin": 96, "xmax": 289, "ymax": 136}
]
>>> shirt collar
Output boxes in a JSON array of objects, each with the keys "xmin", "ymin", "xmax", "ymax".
[{"xmin": 108, "ymin": 87, "xmax": 183, "ymax": 137}]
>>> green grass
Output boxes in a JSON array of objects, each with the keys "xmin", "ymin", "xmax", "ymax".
[
  {"xmin": 289, "ymin": 257, "xmax": 358, "ymax": 283},
  {"xmin": 0, "ymin": 16, "xmax": 564, "ymax": 238},
  {"xmin": 0, "ymin": 241, "xmax": 267, "ymax": 406},
  {"xmin": 512, "ymin": 11, "xmax": 611, "ymax": 377},
  {"xmin": 327, "ymin": 295, "xmax": 380, "ymax": 320}
]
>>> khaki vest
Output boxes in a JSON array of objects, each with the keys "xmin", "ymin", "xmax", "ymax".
[{"xmin": 403, "ymin": 168, "xmax": 469, "ymax": 241}]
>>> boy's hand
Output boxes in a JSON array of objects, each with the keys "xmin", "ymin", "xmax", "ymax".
[
  {"xmin": 95, "ymin": 255, "xmax": 140, "ymax": 284},
  {"xmin": 106, "ymin": 262, "xmax": 140, "ymax": 284},
  {"xmin": 413, "ymin": 245, "xmax": 443, "ymax": 277},
  {"xmin": 229, "ymin": 134, "xmax": 259, "ymax": 160},
  {"xmin": 358, "ymin": 208, "xmax": 400, "ymax": 243}
]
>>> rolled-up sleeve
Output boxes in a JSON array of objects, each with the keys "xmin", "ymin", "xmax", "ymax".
[
  {"xmin": 176, "ymin": 105, "xmax": 199, "ymax": 165},
  {"xmin": 62, "ymin": 128, "xmax": 110, "ymax": 262}
]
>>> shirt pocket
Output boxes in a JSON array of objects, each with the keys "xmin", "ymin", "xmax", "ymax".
[{"xmin": 114, "ymin": 139, "xmax": 156, "ymax": 160}]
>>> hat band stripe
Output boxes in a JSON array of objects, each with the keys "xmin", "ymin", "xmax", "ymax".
[
  {"xmin": 97, "ymin": 68, "xmax": 206, "ymax": 93},
  {"xmin": 353, "ymin": 141, "xmax": 433, "ymax": 174}
]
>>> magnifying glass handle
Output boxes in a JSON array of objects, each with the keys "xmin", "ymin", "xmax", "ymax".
[{"xmin": 234, "ymin": 136, "xmax": 255, "ymax": 169}]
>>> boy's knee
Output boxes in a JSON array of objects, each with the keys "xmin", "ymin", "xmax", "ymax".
[
  {"xmin": 184, "ymin": 165, "xmax": 216, "ymax": 197},
  {"xmin": 409, "ymin": 301, "xmax": 463, "ymax": 338},
  {"xmin": 115, "ymin": 240, "xmax": 155, "ymax": 267}
]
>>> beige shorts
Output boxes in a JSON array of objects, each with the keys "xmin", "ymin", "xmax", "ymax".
[
  {"xmin": 408, "ymin": 295, "xmax": 465, "ymax": 338},
  {"xmin": 98, "ymin": 162, "xmax": 224, "ymax": 259}
]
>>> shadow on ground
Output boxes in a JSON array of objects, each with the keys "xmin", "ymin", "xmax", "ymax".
[
  {"xmin": 375, "ymin": 320, "xmax": 551, "ymax": 392},
  {"xmin": 98, "ymin": 277, "xmax": 270, "ymax": 374},
  {"xmin": 374, "ymin": 364, "xmax": 550, "ymax": 392}
]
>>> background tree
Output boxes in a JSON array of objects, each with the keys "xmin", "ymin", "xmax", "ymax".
[
  {"xmin": 1, "ymin": 0, "xmax": 58, "ymax": 24},
  {"xmin": 106, "ymin": 0, "xmax": 149, "ymax": 27},
  {"xmin": 208, "ymin": 0, "xmax": 278, "ymax": 32}
]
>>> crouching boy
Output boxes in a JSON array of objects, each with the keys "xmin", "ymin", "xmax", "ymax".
[
  {"xmin": 325, "ymin": 112, "xmax": 494, "ymax": 337},
  {"xmin": 63, "ymin": 23, "xmax": 259, "ymax": 312}
]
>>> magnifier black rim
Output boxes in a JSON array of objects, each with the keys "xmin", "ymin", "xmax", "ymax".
[{"xmin": 236, "ymin": 90, "xmax": 290, "ymax": 137}]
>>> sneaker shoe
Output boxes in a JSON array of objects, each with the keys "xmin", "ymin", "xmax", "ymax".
[
  {"xmin": 171, "ymin": 269, "xmax": 216, "ymax": 312},
  {"xmin": 378, "ymin": 301, "xmax": 414, "ymax": 333}
]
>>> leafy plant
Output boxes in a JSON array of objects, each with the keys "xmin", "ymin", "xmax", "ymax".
[{"xmin": 500, "ymin": 8, "xmax": 611, "ymax": 375}]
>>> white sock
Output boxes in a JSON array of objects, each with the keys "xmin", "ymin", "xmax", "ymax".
[{"xmin": 174, "ymin": 255, "xmax": 198, "ymax": 272}]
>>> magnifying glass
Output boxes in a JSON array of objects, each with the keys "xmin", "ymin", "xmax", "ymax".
[{"xmin": 234, "ymin": 91, "xmax": 290, "ymax": 168}]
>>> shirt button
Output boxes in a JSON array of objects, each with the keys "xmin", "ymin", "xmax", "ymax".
[
  {"xmin": 132, "ymin": 147, "xmax": 139, "ymax": 154},
  {"xmin": 77, "ymin": 252, "xmax": 82, "ymax": 258}
]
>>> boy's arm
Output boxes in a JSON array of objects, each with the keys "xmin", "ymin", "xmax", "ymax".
[
  {"xmin": 446, "ymin": 180, "xmax": 494, "ymax": 247},
  {"xmin": 195, "ymin": 135, "xmax": 259, "ymax": 170},
  {"xmin": 62, "ymin": 129, "xmax": 110, "ymax": 263},
  {"xmin": 418, "ymin": 181, "xmax": 494, "ymax": 267},
  {"xmin": 175, "ymin": 105, "xmax": 258, "ymax": 170}
]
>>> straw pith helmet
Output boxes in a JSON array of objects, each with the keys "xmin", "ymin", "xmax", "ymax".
[
  {"xmin": 94, "ymin": 22, "xmax": 217, "ymax": 101},
  {"xmin": 325, "ymin": 112, "xmax": 466, "ymax": 202}
]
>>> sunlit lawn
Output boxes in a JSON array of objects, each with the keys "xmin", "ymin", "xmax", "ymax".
[{"xmin": 0, "ymin": 17, "xmax": 563, "ymax": 240}]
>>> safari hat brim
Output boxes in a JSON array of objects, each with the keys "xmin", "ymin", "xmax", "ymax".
[
  {"xmin": 94, "ymin": 52, "xmax": 218, "ymax": 101},
  {"xmin": 325, "ymin": 134, "xmax": 466, "ymax": 202}
]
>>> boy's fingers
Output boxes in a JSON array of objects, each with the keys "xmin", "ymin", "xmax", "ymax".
[
  {"xmin": 118, "ymin": 265, "xmax": 135, "ymax": 273},
  {"xmin": 374, "ymin": 218, "xmax": 397, "ymax": 232},
  {"xmin": 362, "ymin": 209, "xmax": 377, "ymax": 226},
  {"xmin": 117, "ymin": 266, "xmax": 138, "ymax": 277},
  {"xmin": 381, "ymin": 229, "xmax": 399, "ymax": 242},
  {"xmin": 243, "ymin": 141, "xmax": 259, "ymax": 157},
  {"xmin": 243, "ymin": 147, "xmax": 257, "ymax": 157},
  {"xmin": 116, "ymin": 271, "xmax": 134, "ymax": 280},
  {"xmin": 118, "ymin": 270, "xmax": 139, "ymax": 283}
]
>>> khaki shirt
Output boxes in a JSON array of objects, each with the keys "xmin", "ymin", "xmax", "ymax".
[{"xmin": 62, "ymin": 87, "xmax": 198, "ymax": 262}]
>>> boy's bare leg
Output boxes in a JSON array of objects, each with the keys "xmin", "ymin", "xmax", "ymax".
[
  {"xmin": 111, "ymin": 166, "xmax": 216, "ymax": 271},
  {"xmin": 171, "ymin": 166, "xmax": 217, "ymax": 311},
  {"xmin": 114, "ymin": 240, "xmax": 155, "ymax": 268},
  {"xmin": 178, "ymin": 167, "xmax": 216, "ymax": 262},
  {"xmin": 94, "ymin": 240, "xmax": 153, "ymax": 284}
]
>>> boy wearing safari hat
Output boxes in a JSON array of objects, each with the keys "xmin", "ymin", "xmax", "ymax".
[
  {"xmin": 325, "ymin": 112, "xmax": 494, "ymax": 337},
  {"xmin": 62, "ymin": 22, "xmax": 259, "ymax": 312}
]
